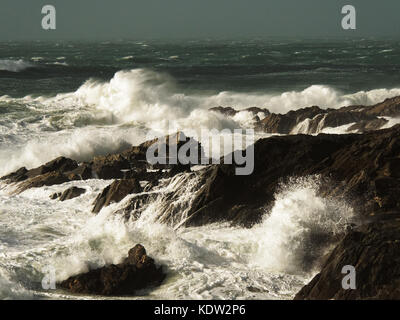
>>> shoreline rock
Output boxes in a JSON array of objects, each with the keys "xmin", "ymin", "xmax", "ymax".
[{"xmin": 58, "ymin": 244, "xmax": 166, "ymax": 296}]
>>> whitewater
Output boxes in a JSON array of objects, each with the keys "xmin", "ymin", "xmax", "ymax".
[
  {"xmin": 1, "ymin": 68, "xmax": 400, "ymax": 177},
  {"xmin": 0, "ymin": 173, "xmax": 354, "ymax": 300}
]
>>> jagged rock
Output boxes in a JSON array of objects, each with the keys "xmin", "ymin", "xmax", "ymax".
[
  {"xmin": 16, "ymin": 171, "xmax": 70, "ymax": 194},
  {"xmin": 65, "ymin": 164, "xmax": 93, "ymax": 180},
  {"xmin": 178, "ymin": 125, "xmax": 400, "ymax": 227},
  {"xmin": 209, "ymin": 106, "xmax": 237, "ymax": 117},
  {"xmin": 255, "ymin": 106, "xmax": 325, "ymax": 134},
  {"xmin": 59, "ymin": 244, "xmax": 166, "ymax": 296},
  {"xmin": 1, "ymin": 167, "xmax": 28, "ymax": 183},
  {"xmin": 216, "ymin": 96, "xmax": 400, "ymax": 134},
  {"xmin": 92, "ymin": 179, "xmax": 142, "ymax": 213},
  {"xmin": 50, "ymin": 187, "xmax": 86, "ymax": 201},
  {"xmin": 2, "ymin": 157, "xmax": 78, "ymax": 184},
  {"xmin": 294, "ymin": 218, "xmax": 400, "ymax": 300},
  {"xmin": 209, "ymin": 106, "xmax": 269, "ymax": 118},
  {"xmin": 91, "ymin": 154, "xmax": 131, "ymax": 180},
  {"xmin": 347, "ymin": 118, "xmax": 389, "ymax": 133},
  {"xmin": 365, "ymin": 96, "xmax": 400, "ymax": 117}
]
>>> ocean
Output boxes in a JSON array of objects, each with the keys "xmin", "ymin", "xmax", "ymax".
[{"xmin": 0, "ymin": 38, "xmax": 398, "ymax": 299}]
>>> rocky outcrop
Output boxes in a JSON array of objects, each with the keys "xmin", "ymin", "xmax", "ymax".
[
  {"xmin": 1, "ymin": 133, "xmax": 204, "ymax": 194},
  {"xmin": 211, "ymin": 96, "xmax": 400, "ymax": 134},
  {"xmin": 59, "ymin": 244, "xmax": 165, "ymax": 296},
  {"xmin": 169, "ymin": 124, "xmax": 400, "ymax": 228},
  {"xmin": 92, "ymin": 179, "xmax": 142, "ymax": 213},
  {"xmin": 50, "ymin": 187, "xmax": 86, "ymax": 201},
  {"xmin": 295, "ymin": 218, "xmax": 400, "ymax": 300},
  {"xmin": 209, "ymin": 106, "xmax": 269, "ymax": 118},
  {"xmin": 256, "ymin": 106, "xmax": 325, "ymax": 134}
]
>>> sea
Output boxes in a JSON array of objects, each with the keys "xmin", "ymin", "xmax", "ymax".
[{"xmin": 0, "ymin": 38, "xmax": 399, "ymax": 299}]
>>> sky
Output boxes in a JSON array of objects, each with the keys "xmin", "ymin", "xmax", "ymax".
[{"xmin": 0, "ymin": 0, "xmax": 399, "ymax": 40}]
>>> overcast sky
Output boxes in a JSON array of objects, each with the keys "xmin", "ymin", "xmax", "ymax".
[{"xmin": 0, "ymin": 0, "xmax": 399, "ymax": 40}]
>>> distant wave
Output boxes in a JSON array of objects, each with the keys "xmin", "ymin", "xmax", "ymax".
[{"xmin": 0, "ymin": 59, "xmax": 34, "ymax": 72}]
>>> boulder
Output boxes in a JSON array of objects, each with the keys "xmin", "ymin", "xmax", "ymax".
[
  {"xmin": 92, "ymin": 179, "xmax": 142, "ymax": 213},
  {"xmin": 294, "ymin": 218, "xmax": 400, "ymax": 300},
  {"xmin": 59, "ymin": 244, "xmax": 166, "ymax": 296},
  {"xmin": 16, "ymin": 171, "xmax": 70, "ymax": 193},
  {"xmin": 50, "ymin": 186, "xmax": 86, "ymax": 201}
]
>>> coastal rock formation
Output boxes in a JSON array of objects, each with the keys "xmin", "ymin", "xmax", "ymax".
[
  {"xmin": 295, "ymin": 218, "xmax": 400, "ymax": 300},
  {"xmin": 2, "ymin": 132, "xmax": 203, "ymax": 194},
  {"xmin": 210, "ymin": 106, "xmax": 269, "ymax": 116},
  {"xmin": 59, "ymin": 244, "xmax": 166, "ymax": 296},
  {"xmin": 50, "ymin": 186, "xmax": 86, "ymax": 201},
  {"xmin": 92, "ymin": 179, "xmax": 142, "ymax": 213},
  {"xmin": 173, "ymin": 125, "xmax": 400, "ymax": 228},
  {"xmin": 210, "ymin": 96, "xmax": 400, "ymax": 134}
]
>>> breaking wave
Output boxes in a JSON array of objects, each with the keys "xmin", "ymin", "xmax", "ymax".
[
  {"xmin": 0, "ymin": 59, "xmax": 34, "ymax": 72},
  {"xmin": 0, "ymin": 174, "xmax": 353, "ymax": 299}
]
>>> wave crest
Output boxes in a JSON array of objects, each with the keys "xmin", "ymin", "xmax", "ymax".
[{"xmin": 0, "ymin": 59, "xmax": 33, "ymax": 72}]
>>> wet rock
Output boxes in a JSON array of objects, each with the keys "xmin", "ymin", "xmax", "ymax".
[
  {"xmin": 92, "ymin": 179, "xmax": 142, "ymax": 213},
  {"xmin": 1, "ymin": 167, "xmax": 28, "ymax": 183},
  {"xmin": 59, "ymin": 244, "xmax": 166, "ymax": 296},
  {"xmin": 16, "ymin": 171, "xmax": 70, "ymax": 193},
  {"xmin": 294, "ymin": 219, "xmax": 400, "ymax": 300},
  {"xmin": 51, "ymin": 186, "xmax": 86, "ymax": 201},
  {"xmin": 2, "ymin": 157, "xmax": 78, "ymax": 184},
  {"xmin": 179, "ymin": 125, "xmax": 400, "ymax": 227},
  {"xmin": 347, "ymin": 118, "xmax": 389, "ymax": 133},
  {"xmin": 209, "ymin": 106, "xmax": 269, "ymax": 118}
]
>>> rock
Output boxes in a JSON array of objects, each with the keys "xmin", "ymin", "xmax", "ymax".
[
  {"xmin": 91, "ymin": 154, "xmax": 131, "ymax": 180},
  {"xmin": 51, "ymin": 187, "xmax": 86, "ymax": 201},
  {"xmin": 209, "ymin": 106, "xmax": 238, "ymax": 117},
  {"xmin": 174, "ymin": 125, "xmax": 400, "ymax": 227},
  {"xmin": 364, "ymin": 95, "xmax": 400, "ymax": 117},
  {"xmin": 65, "ymin": 164, "xmax": 93, "ymax": 180},
  {"xmin": 255, "ymin": 106, "xmax": 325, "ymax": 134},
  {"xmin": 16, "ymin": 171, "xmax": 70, "ymax": 193},
  {"xmin": 59, "ymin": 244, "xmax": 166, "ymax": 296},
  {"xmin": 347, "ymin": 118, "xmax": 389, "ymax": 133},
  {"xmin": 0, "ymin": 167, "xmax": 28, "ymax": 183},
  {"xmin": 294, "ymin": 218, "xmax": 400, "ymax": 300},
  {"xmin": 92, "ymin": 179, "xmax": 142, "ymax": 213},
  {"xmin": 49, "ymin": 192, "xmax": 61, "ymax": 200},
  {"xmin": 2, "ymin": 157, "xmax": 77, "ymax": 184},
  {"xmin": 209, "ymin": 106, "xmax": 269, "ymax": 118}
]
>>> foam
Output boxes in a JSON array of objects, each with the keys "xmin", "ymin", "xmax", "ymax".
[{"xmin": 0, "ymin": 59, "xmax": 33, "ymax": 72}]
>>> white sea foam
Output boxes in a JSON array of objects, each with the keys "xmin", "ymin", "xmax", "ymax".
[
  {"xmin": 1, "ymin": 68, "xmax": 400, "ymax": 177},
  {"xmin": 0, "ymin": 174, "xmax": 352, "ymax": 300},
  {"xmin": 0, "ymin": 59, "xmax": 33, "ymax": 72}
]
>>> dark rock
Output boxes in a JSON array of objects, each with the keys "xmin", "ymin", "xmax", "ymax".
[
  {"xmin": 58, "ymin": 244, "xmax": 166, "ymax": 296},
  {"xmin": 50, "ymin": 186, "xmax": 86, "ymax": 201},
  {"xmin": 16, "ymin": 171, "xmax": 70, "ymax": 193},
  {"xmin": 1, "ymin": 167, "xmax": 28, "ymax": 183},
  {"xmin": 347, "ymin": 118, "xmax": 389, "ymax": 133},
  {"xmin": 26, "ymin": 157, "xmax": 78, "ymax": 179},
  {"xmin": 209, "ymin": 106, "xmax": 269, "ymax": 118},
  {"xmin": 294, "ymin": 218, "xmax": 400, "ymax": 300},
  {"xmin": 175, "ymin": 125, "xmax": 400, "ymax": 227},
  {"xmin": 65, "ymin": 164, "xmax": 93, "ymax": 180},
  {"xmin": 92, "ymin": 179, "xmax": 142, "ymax": 213},
  {"xmin": 255, "ymin": 106, "xmax": 325, "ymax": 134},
  {"xmin": 49, "ymin": 192, "xmax": 61, "ymax": 200}
]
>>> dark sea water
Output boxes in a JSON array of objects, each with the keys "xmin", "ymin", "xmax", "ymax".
[{"xmin": 1, "ymin": 39, "xmax": 400, "ymax": 97}]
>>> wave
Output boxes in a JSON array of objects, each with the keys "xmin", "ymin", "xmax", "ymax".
[
  {"xmin": 13, "ymin": 68, "xmax": 400, "ymax": 125},
  {"xmin": 2, "ymin": 68, "xmax": 400, "ymax": 176},
  {"xmin": 0, "ymin": 126, "xmax": 148, "ymax": 177},
  {"xmin": 0, "ymin": 59, "xmax": 34, "ymax": 72},
  {"xmin": 0, "ymin": 173, "xmax": 353, "ymax": 299}
]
